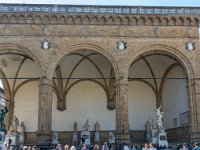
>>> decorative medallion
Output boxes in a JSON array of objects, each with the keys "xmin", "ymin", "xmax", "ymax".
[
  {"xmin": 41, "ymin": 39, "xmax": 51, "ymax": 50},
  {"xmin": 185, "ymin": 41, "xmax": 195, "ymax": 52},
  {"xmin": 116, "ymin": 40, "xmax": 127, "ymax": 51}
]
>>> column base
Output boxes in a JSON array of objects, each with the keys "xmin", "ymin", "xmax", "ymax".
[{"xmin": 115, "ymin": 133, "xmax": 131, "ymax": 144}]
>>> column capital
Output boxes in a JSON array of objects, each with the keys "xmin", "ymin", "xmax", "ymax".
[{"xmin": 39, "ymin": 77, "xmax": 52, "ymax": 86}]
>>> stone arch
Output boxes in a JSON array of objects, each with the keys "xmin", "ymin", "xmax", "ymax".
[
  {"xmin": 0, "ymin": 43, "xmax": 42, "ymax": 70},
  {"xmin": 83, "ymin": 16, "xmax": 90, "ymax": 24},
  {"xmin": 107, "ymin": 16, "xmax": 114, "ymax": 25},
  {"xmin": 59, "ymin": 15, "xmax": 66, "ymax": 24},
  {"xmin": 0, "ymin": 43, "xmax": 42, "ymax": 128},
  {"xmin": 127, "ymin": 45, "xmax": 195, "ymax": 140},
  {"xmin": 127, "ymin": 45, "xmax": 193, "ymax": 79},
  {"xmin": 154, "ymin": 17, "xmax": 161, "ymax": 26},
  {"xmin": 91, "ymin": 16, "xmax": 98, "ymax": 24},
  {"xmin": 10, "ymin": 15, "xmax": 17, "ymax": 24},
  {"xmin": 123, "ymin": 16, "xmax": 130, "ymax": 25},
  {"xmin": 47, "ymin": 44, "xmax": 119, "ymax": 80},
  {"xmin": 34, "ymin": 15, "xmax": 42, "ymax": 24},
  {"xmin": 26, "ymin": 15, "xmax": 34, "ymax": 24},
  {"xmin": 75, "ymin": 16, "xmax": 82, "ymax": 24},
  {"xmin": 67, "ymin": 16, "xmax": 74, "ymax": 24},
  {"xmin": 18, "ymin": 14, "xmax": 25, "ymax": 24},
  {"xmin": 130, "ymin": 17, "xmax": 137, "ymax": 25}
]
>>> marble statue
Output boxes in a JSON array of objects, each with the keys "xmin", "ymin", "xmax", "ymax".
[
  {"xmin": 53, "ymin": 132, "xmax": 58, "ymax": 142},
  {"xmin": 82, "ymin": 119, "xmax": 90, "ymax": 131},
  {"xmin": 109, "ymin": 132, "xmax": 115, "ymax": 143},
  {"xmin": 95, "ymin": 121, "xmax": 100, "ymax": 132},
  {"xmin": 74, "ymin": 122, "xmax": 77, "ymax": 131},
  {"xmin": 155, "ymin": 106, "xmax": 164, "ymax": 130},
  {"xmin": 145, "ymin": 119, "xmax": 152, "ymax": 140},
  {"xmin": 13, "ymin": 116, "xmax": 19, "ymax": 131}
]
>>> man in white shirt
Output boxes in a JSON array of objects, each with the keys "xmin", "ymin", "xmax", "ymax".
[{"xmin": 124, "ymin": 143, "xmax": 129, "ymax": 150}]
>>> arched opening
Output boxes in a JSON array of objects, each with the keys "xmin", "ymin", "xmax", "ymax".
[
  {"xmin": 0, "ymin": 45, "xmax": 42, "ymax": 133},
  {"xmin": 51, "ymin": 49, "xmax": 117, "ymax": 143},
  {"xmin": 128, "ymin": 50, "xmax": 190, "ymax": 143}
]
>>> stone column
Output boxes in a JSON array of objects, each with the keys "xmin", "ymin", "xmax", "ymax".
[
  {"xmin": 188, "ymin": 78, "xmax": 200, "ymax": 142},
  {"xmin": 115, "ymin": 77, "xmax": 131, "ymax": 144},
  {"xmin": 37, "ymin": 77, "xmax": 53, "ymax": 146},
  {"xmin": 4, "ymin": 100, "xmax": 14, "ymax": 130}
]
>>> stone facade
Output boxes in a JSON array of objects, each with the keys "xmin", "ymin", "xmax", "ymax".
[{"xmin": 0, "ymin": 4, "xmax": 199, "ymax": 145}]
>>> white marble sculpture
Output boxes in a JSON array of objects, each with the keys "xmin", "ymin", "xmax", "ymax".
[
  {"xmin": 109, "ymin": 132, "xmax": 115, "ymax": 144},
  {"xmin": 13, "ymin": 116, "xmax": 19, "ymax": 132},
  {"xmin": 95, "ymin": 121, "xmax": 100, "ymax": 132},
  {"xmin": 52, "ymin": 132, "xmax": 58, "ymax": 144},
  {"xmin": 155, "ymin": 106, "xmax": 164, "ymax": 131}
]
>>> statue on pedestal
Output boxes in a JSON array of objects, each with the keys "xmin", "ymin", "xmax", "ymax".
[
  {"xmin": 109, "ymin": 132, "xmax": 115, "ymax": 144},
  {"xmin": 94, "ymin": 121, "xmax": 100, "ymax": 143},
  {"xmin": 72, "ymin": 121, "xmax": 78, "ymax": 145},
  {"xmin": 74, "ymin": 122, "xmax": 77, "ymax": 131},
  {"xmin": 51, "ymin": 132, "xmax": 58, "ymax": 144},
  {"xmin": 145, "ymin": 106, "xmax": 168, "ymax": 147},
  {"xmin": 95, "ymin": 121, "xmax": 100, "ymax": 132},
  {"xmin": 13, "ymin": 116, "xmax": 19, "ymax": 132},
  {"xmin": 82, "ymin": 119, "xmax": 90, "ymax": 131}
]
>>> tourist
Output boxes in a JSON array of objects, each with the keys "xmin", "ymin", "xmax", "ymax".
[
  {"xmin": 94, "ymin": 145, "xmax": 99, "ymax": 150},
  {"xmin": 192, "ymin": 142, "xmax": 200, "ymax": 150},
  {"xmin": 56, "ymin": 144, "xmax": 63, "ymax": 150},
  {"xmin": 181, "ymin": 143, "xmax": 188, "ymax": 150},
  {"xmin": 70, "ymin": 146, "xmax": 76, "ymax": 150},
  {"xmin": 64, "ymin": 145, "xmax": 69, "ymax": 150},
  {"xmin": 123, "ymin": 143, "xmax": 129, "ymax": 150},
  {"xmin": 148, "ymin": 143, "xmax": 156, "ymax": 150},
  {"xmin": 142, "ymin": 143, "xmax": 149, "ymax": 150},
  {"xmin": 102, "ymin": 142, "xmax": 109, "ymax": 150},
  {"xmin": 81, "ymin": 144, "xmax": 87, "ymax": 150}
]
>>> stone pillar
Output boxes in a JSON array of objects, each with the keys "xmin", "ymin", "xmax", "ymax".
[
  {"xmin": 37, "ymin": 77, "xmax": 53, "ymax": 146},
  {"xmin": 188, "ymin": 78, "xmax": 200, "ymax": 142},
  {"xmin": 115, "ymin": 78, "xmax": 131, "ymax": 144},
  {"xmin": 5, "ymin": 100, "xmax": 14, "ymax": 129}
]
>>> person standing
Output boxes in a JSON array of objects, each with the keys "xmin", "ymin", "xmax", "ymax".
[
  {"xmin": 193, "ymin": 142, "xmax": 200, "ymax": 150},
  {"xmin": 102, "ymin": 142, "xmax": 109, "ymax": 150},
  {"xmin": 64, "ymin": 145, "xmax": 69, "ymax": 150},
  {"xmin": 148, "ymin": 143, "xmax": 156, "ymax": 150},
  {"xmin": 94, "ymin": 145, "xmax": 99, "ymax": 150},
  {"xmin": 123, "ymin": 143, "xmax": 129, "ymax": 150},
  {"xmin": 142, "ymin": 143, "xmax": 149, "ymax": 150},
  {"xmin": 81, "ymin": 144, "xmax": 87, "ymax": 150},
  {"xmin": 56, "ymin": 144, "xmax": 63, "ymax": 150}
]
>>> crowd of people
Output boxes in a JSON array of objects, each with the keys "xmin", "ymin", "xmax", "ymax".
[{"xmin": 1, "ymin": 141, "xmax": 200, "ymax": 150}]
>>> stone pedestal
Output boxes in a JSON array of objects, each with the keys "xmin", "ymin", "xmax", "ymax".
[
  {"xmin": 18, "ymin": 134, "xmax": 25, "ymax": 145},
  {"xmin": 94, "ymin": 131, "xmax": 100, "ymax": 144},
  {"xmin": 150, "ymin": 129, "xmax": 158, "ymax": 144},
  {"xmin": 158, "ymin": 132, "xmax": 168, "ymax": 147},
  {"xmin": 5, "ymin": 134, "xmax": 19, "ymax": 146},
  {"xmin": 81, "ymin": 131, "xmax": 90, "ymax": 145},
  {"xmin": 72, "ymin": 131, "xmax": 78, "ymax": 145}
]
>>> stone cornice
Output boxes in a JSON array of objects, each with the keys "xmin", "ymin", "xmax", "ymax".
[
  {"xmin": 0, "ymin": 4, "xmax": 200, "ymax": 15},
  {"xmin": 0, "ymin": 12, "xmax": 199, "ymax": 26}
]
